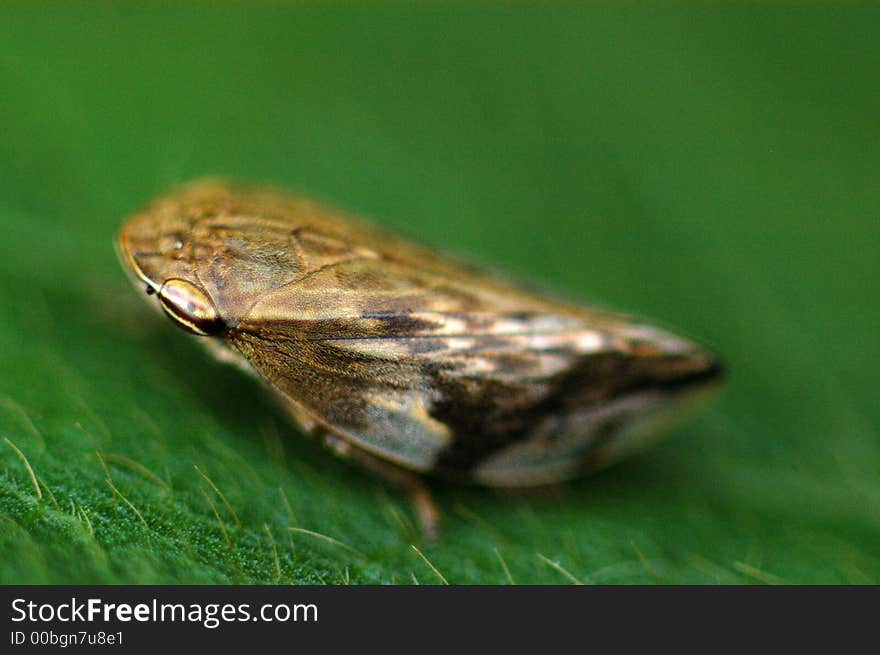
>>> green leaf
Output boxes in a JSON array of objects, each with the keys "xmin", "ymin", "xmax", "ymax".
[{"xmin": 1, "ymin": 5, "xmax": 878, "ymax": 584}]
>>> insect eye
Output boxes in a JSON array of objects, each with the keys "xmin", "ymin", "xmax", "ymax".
[{"xmin": 157, "ymin": 278, "xmax": 224, "ymax": 336}]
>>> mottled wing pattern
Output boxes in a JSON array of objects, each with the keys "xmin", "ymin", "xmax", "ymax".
[{"xmin": 210, "ymin": 220, "xmax": 703, "ymax": 485}]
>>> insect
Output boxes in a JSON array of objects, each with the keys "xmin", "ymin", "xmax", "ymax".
[{"xmin": 116, "ymin": 179, "xmax": 723, "ymax": 536}]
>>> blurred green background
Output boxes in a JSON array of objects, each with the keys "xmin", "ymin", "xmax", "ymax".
[{"xmin": 1, "ymin": 4, "xmax": 878, "ymax": 584}]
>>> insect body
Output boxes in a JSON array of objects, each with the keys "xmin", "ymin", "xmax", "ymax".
[{"xmin": 117, "ymin": 180, "xmax": 723, "ymax": 534}]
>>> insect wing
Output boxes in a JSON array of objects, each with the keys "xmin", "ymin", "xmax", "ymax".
[{"xmin": 228, "ymin": 247, "xmax": 702, "ymax": 484}]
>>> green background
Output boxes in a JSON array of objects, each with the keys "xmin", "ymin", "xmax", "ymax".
[{"xmin": 1, "ymin": 4, "xmax": 878, "ymax": 584}]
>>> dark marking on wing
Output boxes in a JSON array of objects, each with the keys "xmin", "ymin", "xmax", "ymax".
[{"xmin": 428, "ymin": 351, "xmax": 722, "ymax": 475}]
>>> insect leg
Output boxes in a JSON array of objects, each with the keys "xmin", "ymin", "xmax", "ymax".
[{"xmin": 320, "ymin": 431, "xmax": 441, "ymax": 540}]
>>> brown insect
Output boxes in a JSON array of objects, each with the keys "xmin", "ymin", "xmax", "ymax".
[{"xmin": 116, "ymin": 179, "xmax": 723, "ymax": 536}]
